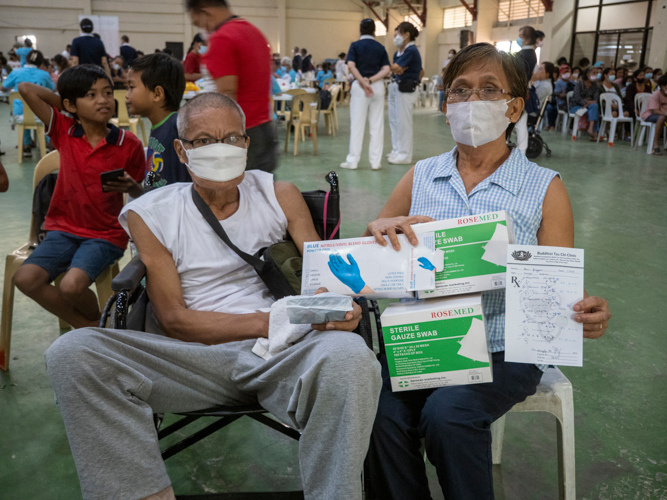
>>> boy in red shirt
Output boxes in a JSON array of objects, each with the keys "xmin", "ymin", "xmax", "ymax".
[
  {"xmin": 15, "ymin": 65, "xmax": 144, "ymax": 328},
  {"xmin": 186, "ymin": 0, "xmax": 277, "ymax": 173}
]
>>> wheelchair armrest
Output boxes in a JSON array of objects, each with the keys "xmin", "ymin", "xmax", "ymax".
[{"xmin": 111, "ymin": 254, "xmax": 146, "ymax": 292}]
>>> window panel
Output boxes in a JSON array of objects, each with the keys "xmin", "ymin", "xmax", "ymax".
[
  {"xmin": 497, "ymin": 0, "xmax": 545, "ymax": 23},
  {"xmin": 375, "ymin": 20, "xmax": 387, "ymax": 37},
  {"xmin": 599, "ymin": 2, "xmax": 649, "ymax": 29},
  {"xmin": 404, "ymin": 14, "xmax": 424, "ymax": 31},
  {"xmin": 444, "ymin": 6, "xmax": 473, "ymax": 29},
  {"xmin": 576, "ymin": 7, "xmax": 599, "ymax": 31}
]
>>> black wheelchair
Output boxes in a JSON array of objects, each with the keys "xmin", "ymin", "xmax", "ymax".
[{"xmin": 100, "ymin": 171, "xmax": 379, "ymax": 499}]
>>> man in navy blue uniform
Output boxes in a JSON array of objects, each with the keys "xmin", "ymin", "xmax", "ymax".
[
  {"xmin": 120, "ymin": 35, "xmax": 139, "ymax": 68},
  {"xmin": 340, "ymin": 19, "xmax": 390, "ymax": 171},
  {"xmin": 70, "ymin": 19, "xmax": 111, "ymax": 76}
]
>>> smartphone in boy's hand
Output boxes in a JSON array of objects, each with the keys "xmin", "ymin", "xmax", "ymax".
[
  {"xmin": 101, "ymin": 169, "xmax": 144, "ymax": 198},
  {"xmin": 100, "ymin": 169, "xmax": 125, "ymax": 190}
]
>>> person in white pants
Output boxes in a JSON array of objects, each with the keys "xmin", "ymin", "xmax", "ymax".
[
  {"xmin": 387, "ymin": 21, "xmax": 423, "ymax": 165},
  {"xmin": 341, "ymin": 19, "xmax": 391, "ymax": 170}
]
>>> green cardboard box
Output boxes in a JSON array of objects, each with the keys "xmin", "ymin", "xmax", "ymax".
[
  {"xmin": 412, "ymin": 211, "xmax": 514, "ymax": 298},
  {"xmin": 381, "ymin": 294, "xmax": 492, "ymax": 392}
]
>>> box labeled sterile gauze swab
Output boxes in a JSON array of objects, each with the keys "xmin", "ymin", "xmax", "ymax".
[
  {"xmin": 380, "ymin": 294, "xmax": 492, "ymax": 392},
  {"xmin": 411, "ymin": 211, "xmax": 515, "ymax": 298}
]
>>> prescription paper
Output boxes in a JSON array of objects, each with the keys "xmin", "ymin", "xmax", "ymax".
[
  {"xmin": 504, "ymin": 245, "xmax": 585, "ymax": 367},
  {"xmin": 380, "ymin": 294, "xmax": 492, "ymax": 392},
  {"xmin": 300, "ymin": 236, "xmax": 423, "ymax": 299},
  {"xmin": 411, "ymin": 211, "xmax": 514, "ymax": 297}
]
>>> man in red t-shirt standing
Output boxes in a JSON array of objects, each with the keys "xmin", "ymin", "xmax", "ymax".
[{"xmin": 187, "ymin": 0, "xmax": 277, "ymax": 172}]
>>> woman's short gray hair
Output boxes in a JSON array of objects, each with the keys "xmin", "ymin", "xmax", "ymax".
[
  {"xmin": 177, "ymin": 92, "xmax": 246, "ymax": 137},
  {"xmin": 442, "ymin": 43, "xmax": 528, "ymax": 136}
]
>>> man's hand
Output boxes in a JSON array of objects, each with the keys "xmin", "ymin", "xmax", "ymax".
[
  {"xmin": 311, "ymin": 287, "xmax": 362, "ymax": 332},
  {"xmin": 573, "ymin": 296, "xmax": 611, "ymax": 339},
  {"xmin": 367, "ymin": 215, "xmax": 435, "ymax": 250},
  {"xmin": 103, "ymin": 171, "xmax": 143, "ymax": 198},
  {"xmin": 362, "ymin": 79, "xmax": 374, "ymax": 97}
]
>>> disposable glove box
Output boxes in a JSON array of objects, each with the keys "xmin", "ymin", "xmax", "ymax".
[
  {"xmin": 300, "ymin": 235, "xmax": 423, "ymax": 299},
  {"xmin": 380, "ymin": 294, "xmax": 492, "ymax": 392},
  {"xmin": 411, "ymin": 211, "xmax": 514, "ymax": 298}
]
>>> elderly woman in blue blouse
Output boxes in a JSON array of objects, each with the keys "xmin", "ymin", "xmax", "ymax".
[
  {"xmin": 387, "ymin": 21, "xmax": 423, "ymax": 165},
  {"xmin": 364, "ymin": 43, "xmax": 612, "ymax": 500}
]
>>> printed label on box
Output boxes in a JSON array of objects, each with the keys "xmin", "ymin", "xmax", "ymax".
[
  {"xmin": 301, "ymin": 235, "xmax": 421, "ymax": 299},
  {"xmin": 411, "ymin": 211, "xmax": 514, "ymax": 298},
  {"xmin": 381, "ymin": 295, "xmax": 493, "ymax": 391}
]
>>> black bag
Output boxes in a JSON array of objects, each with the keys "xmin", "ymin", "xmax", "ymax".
[
  {"xmin": 319, "ymin": 90, "xmax": 332, "ymax": 110},
  {"xmin": 398, "ymin": 79, "xmax": 418, "ymax": 93},
  {"xmin": 32, "ymin": 172, "xmax": 58, "ymax": 244},
  {"xmin": 191, "ymin": 186, "xmax": 298, "ymax": 300},
  {"xmin": 524, "ymin": 86, "xmax": 540, "ymax": 114}
]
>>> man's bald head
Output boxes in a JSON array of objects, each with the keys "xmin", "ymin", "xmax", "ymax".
[{"xmin": 177, "ymin": 92, "xmax": 246, "ymax": 138}]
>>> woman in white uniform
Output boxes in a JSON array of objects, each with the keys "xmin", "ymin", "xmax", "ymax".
[{"xmin": 387, "ymin": 21, "xmax": 423, "ymax": 165}]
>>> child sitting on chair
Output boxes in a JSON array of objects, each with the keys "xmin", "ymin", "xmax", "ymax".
[
  {"xmin": 125, "ymin": 52, "xmax": 190, "ymax": 188},
  {"xmin": 14, "ymin": 64, "xmax": 145, "ymax": 328}
]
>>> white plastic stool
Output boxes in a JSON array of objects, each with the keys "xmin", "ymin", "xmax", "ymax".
[{"xmin": 490, "ymin": 367, "xmax": 575, "ymax": 500}]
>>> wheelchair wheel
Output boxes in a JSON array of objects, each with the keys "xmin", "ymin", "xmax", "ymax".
[{"xmin": 526, "ymin": 136, "xmax": 543, "ymax": 159}]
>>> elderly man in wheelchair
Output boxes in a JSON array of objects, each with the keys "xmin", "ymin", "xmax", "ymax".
[{"xmin": 44, "ymin": 93, "xmax": 381, "ymax": 500}]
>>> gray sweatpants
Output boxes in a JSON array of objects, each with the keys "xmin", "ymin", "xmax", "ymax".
[{"xmin": 44, "ymin": 327, "xmax": 381, "ymax": 500}]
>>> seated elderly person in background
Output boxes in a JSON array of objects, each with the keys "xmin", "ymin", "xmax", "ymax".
[
  {"xmin": 44, "ymin": 93, "xmax": 381, "ymax": 500},
  {"xmin": 571, "ymin": 66, "xmax": 601, "ymax": 141},
  {"xmin": 364, "ymin": 43, "xmax": 611, "ymax": 500}
]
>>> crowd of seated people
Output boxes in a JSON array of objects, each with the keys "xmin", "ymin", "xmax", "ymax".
[{"xmin": 524, "ymin": 56, "xmax": 665, "ymax": 152}]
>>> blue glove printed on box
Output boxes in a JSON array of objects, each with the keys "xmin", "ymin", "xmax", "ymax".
[
  {"xmin": 418, "ymin": 256, "xmax": 436, "ymax": 271},
  {"xmin": 327, "ymin": 253, "xmax": 366, "ymax": 294}
]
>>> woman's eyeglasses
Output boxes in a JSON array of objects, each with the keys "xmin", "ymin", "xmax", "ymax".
[{"xmin": 446, "ymin": 88, "xmax": 512, "ymax": 102}]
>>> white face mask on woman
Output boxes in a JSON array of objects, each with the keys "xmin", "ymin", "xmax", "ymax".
[
  {"xmin": 446, "ymin": 99, "xmax": 514, "ymax": 148},
  {"xmin": 393, "ymin": 34, "xmax": 405, "ymax": 47},
  {"xmin": 179, "ymin": 142, "xmax": 247, "ymax": 182}
]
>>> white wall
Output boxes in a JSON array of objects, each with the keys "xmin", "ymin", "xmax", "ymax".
[
  {"xmin": 1, "ymin": 0, "xmax": 650, "ymax": 79},
  {"xmin": 0, "ymin": 0, "xmax": 192, "ymax": 58}
]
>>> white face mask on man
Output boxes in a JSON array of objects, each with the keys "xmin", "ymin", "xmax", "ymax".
[
  {"xmin": 446, "ymin": 99, "xmax": 514, "ymax": 148},
  {"xmin": 179, "ymin": 142, "xmax": 247, "ymax": 182}
]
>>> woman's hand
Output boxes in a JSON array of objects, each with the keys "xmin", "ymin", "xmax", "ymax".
[
  {"xmin": 367, "ymin": 215, "xmax": 435, "ymax": 251},
  {"xmin": 311, "ymin": 287, "xmax": 362, "ymax": 332},
  {"xmin": 573, "ymin": 296, "xmax": 611, "ymax": 339},
  {"xmin": 390, "ymin": 63, "xmax": 405, "ymax": 75}
]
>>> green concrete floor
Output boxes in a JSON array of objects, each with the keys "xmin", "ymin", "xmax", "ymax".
[{"xmin": 0, "ymin": 101, "xmax": 666, "ymax": 500}]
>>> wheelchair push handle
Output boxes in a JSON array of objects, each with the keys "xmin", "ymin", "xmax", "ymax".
[{"xmin": 325, "ymin": 171, "xmax": 339, "ymax": 193}]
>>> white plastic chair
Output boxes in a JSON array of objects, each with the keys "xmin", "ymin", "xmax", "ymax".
[
  {"xmin": 555, "ymin": 107, "xmax": 567, "ymax": 132},
  {"xmin": 491, "ymin": 367, "xmax": 575, "ymax": 500},
  {"xmin": 563, "ymin": 91, "xmax": 577, "ymax": 136},
  {"xmin": 634, "ymin": 93, "xmax": 658, "ymax": 154},
  {"xmin": 598, "ymin": 93, "xmax": 634, "ymax": 147},
  {"xmin": 9, "ymin": 92, "xmax": 47, "ymax": 163},
  {"xmin": 427, "ymin": 79, "xmax": 437, "ymax": 107}
]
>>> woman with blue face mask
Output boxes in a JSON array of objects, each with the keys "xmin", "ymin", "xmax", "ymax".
[
  {"xmin": 599, "ymin": 68, "xmax": 629, "ymax": 119},
  {"xmin": 184, "ymin": 33, "xmax": 207, "ymax": 82},
  {"xmin": 364, "ymin": 43, "xmax": 612, "ymax": 500}
]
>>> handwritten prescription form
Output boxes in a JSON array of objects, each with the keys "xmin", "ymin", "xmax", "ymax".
[{"xmin": 504, "ymin": 245, "xmax": 585, "ymax": 367}]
